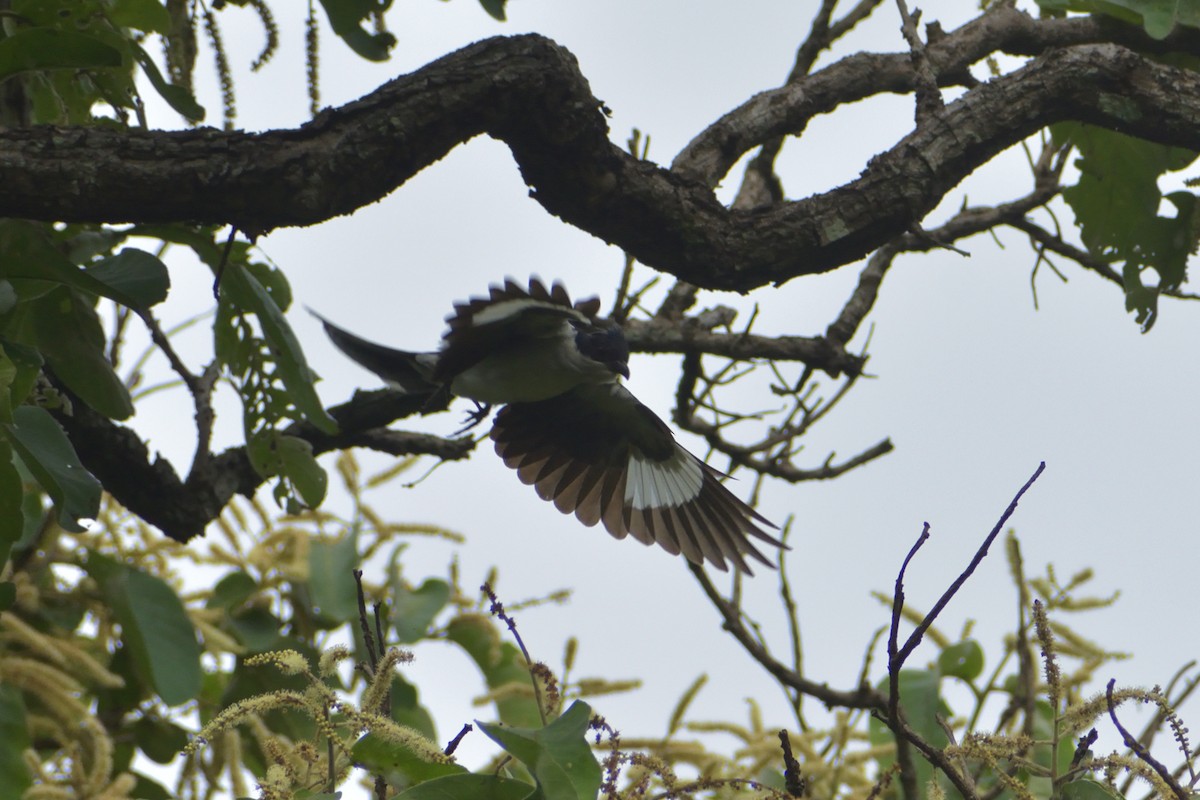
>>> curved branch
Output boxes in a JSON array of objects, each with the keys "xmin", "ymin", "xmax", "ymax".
[{"xmin": 2, "ymin": 31, "xmax": 1199, "ymax": 292}]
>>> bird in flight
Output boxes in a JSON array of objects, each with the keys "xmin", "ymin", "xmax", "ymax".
[{"xmin": 313, "ymin": 277, "xmax": 785, "ymax": 573}]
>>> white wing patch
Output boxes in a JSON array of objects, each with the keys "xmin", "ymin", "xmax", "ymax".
[
  {"xmin": 625, "ymin": 448, "xmax": 704, "ymax": 510},
  {"xmin": 461, "ymin": 297, "xmax": 586, "ymax": 329}
]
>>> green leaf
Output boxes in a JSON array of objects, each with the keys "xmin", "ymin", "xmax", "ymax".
[
  {"xmin": 0, "ymin": 220, "xmax": 153, "ymax": 310},
  {"xmin": 132, "ymin": 716, "xmax": 191, "ymax": 764},
  {"xmin": 308, "ymin": 526, "xmax": 360, "ymax": 624},
  {"xmin": 130, "ymin": 43, "xmax": 205, "ymax": 121},
  {"xmin": 220, "ymin": 266, "xmax": 337, "ymax": 434},
  {"xmin": 227, "ymin": 607, "xmax": 287, "ymax": 653},
  {"xmin": 392, "ymin": 576, "xmax": 450, "ymax": 644},
  {"xmin": 1054, "ymin": 123, "xmax": 1198, "ymax": 331},
  {"xmin": 476, "ymin": 0, "xmax": 507, "ymax": 21},
  {"xmin": 32, "ymin": 287, "xmax": 134, "ymax": 419},
  {"xmin": 391, "ymin": 674, "xmax": 438, "ymax": 742},
  {"xmin": 0, "ymin": 341, "xmax": 44, "ymax": 422},
  {"xmin": 276, "ymin": 435, "xmax": 328, "ymax": 508},
  {"xmin": 1123, "ymin": 262, "xmax": 1160, "ymax": 333},
  {"xmin": 316, "ymin": 0, "xmax": 397, "ymax": 61},
  {"xmin": 206, "ymin": 570, "xmax": 259, "ymax": 611},
  {"xmin": 1062, "ymin": 777, "xmax": 1125, "ymax": 800},
  {"xmin": 396, "ymin": 773, "xmax": 535, "ymax": 800},
  {"xmin": 477, "ymin": 701, "xmax": 601, "ymax": 800},
  {"xmin": 108, "ymin": 0, "xmax": 174, "ymax": 33},
  {"xmin": 4, "ymin": 405, "xmax": 101, "ymax": 532},
  {"xmin": 0, "ymin": 29, "xmax": 122, "ymax": 80},
  {"xmin": 1037, "ymin": 0, "xmax": 1200, "ymax": 38},
  {"xmin": 938, "ymin": 640, "xmax": 984, "ymax": 682},
  {"xmin": 89, "ymin": 249, "xmax": 170, "ymax": 309},
  {"xmin": 351, "ymin": 733, "xmax": 465, "ymax": 789},
  {"xmin": 88, "ymin": 553, "xmax": 203, "ymax": 706},
  {"xmin": 0, "ymin": 685, "xmax": 32, "ymax": 796}
]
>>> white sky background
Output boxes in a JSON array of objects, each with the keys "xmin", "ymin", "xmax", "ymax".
[{"xmin": 126, "ymin": 0, "xmax": 1200, "ymax": 790}]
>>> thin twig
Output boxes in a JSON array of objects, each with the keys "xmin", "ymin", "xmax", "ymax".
[
  {"xmin": 1106, "ymin": 679, "xmax": 1190, "ymax": 800},
  {"xmin": 482, "ymin": 583, "xmax": 549, "ymax": 726}
]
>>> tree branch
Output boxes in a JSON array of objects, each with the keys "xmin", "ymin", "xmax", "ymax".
[
  {"xmin": 50, "ymin": 386, "xmax": 468, "ymax": 542},
  {"xmin": 2, "ymin": 23, "xmax": 1200, "ymax": 291}
]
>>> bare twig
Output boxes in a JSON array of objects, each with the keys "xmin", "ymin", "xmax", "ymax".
[{"xmin": 482, "ymin": 583, "xmax": 549, "ymax": 726}]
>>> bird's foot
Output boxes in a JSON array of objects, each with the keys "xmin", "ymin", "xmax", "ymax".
[{"xmin": 454, "ymin": 401, "xmax": 492, "ymax": 436}]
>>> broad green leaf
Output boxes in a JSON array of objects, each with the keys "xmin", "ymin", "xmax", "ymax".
[
  {"xmin": 477, "ymin": 0, "xmax": 507, "ymax": 21},
  {"xmin": 4, "ymin": 405, "xmax": 101, "ymax": 532},
  {"xmin": 206, "ymin": 570, "xmax": 259, "ymax": 611},
  {"xmin": 0, "ymin": 219, "xmax": 152, "ymax": 310},
  {"xmin": 351, "ymin": 732, "xmax": 465, "ymax": 789},
  {"xmin": 131, "ymin": 43, "xmax": 205, "ymax": 121},
  {"xmin": 938, "ymin": 640, "xmax": 984, "ymax": 681},
  {"xmin": 0, "ymin": 29, "xmax": 122, "ymax": 80},
  {"xmin": 109, "ymin": 0, "xmax": 174, "ymax": 33},
  {"xmin": 1062, "ymin": 778, "xmax": 1125, "ymax": 800},
  {"xmin": 391, "ymin": 675, "xmax": 438, "ymax": 742},
  {"xmin": 221, "ymin": 266, "xmax": 337, "ymax": 434},
  {"xmin": 477, "ymin": 701, "xmax": 601, "ymax": 800},
  {"xmin": 1054, "ymin": 123, "xmax": 1198, "ymax": 331},
  {"xmin": 446, "ymin": 613, "xmax": 542, "ymax": 728},
  {"xmin": 227, "ymin": 607, "xmax": 287, "ymax": 653},
  {"xmin": 33, "ymin": 287, "xmax": 134, "ymax": 419},
  {"xmin": 89, "ymin": 249, "xmax": 170, "ymax": 309},
  {"xmin": 132, "ymin": 716, "xmax": 191, "ymax": 764},
  {"xmin": 276, "ymin": 435, "xmax": 328, "ymax": 508},
  {"xmin": 88, "ymin": 553, "xmax": 202, "ymax": 706},
  {"xmin": 1038, "ymin": 0, "xmax": 1200, "ymax": 38},
  {"xmin": 0, "ymin": 685, "xmax": 32, "ymax": 796},
  {"xmin": 396, "ymin": 773, "xmax": 535, "ymax": 800},
  {"xmin": 392, "ymin": 576, "xmax": 450, "ymax": 644},
  {"xmin": 127, "ymin": 774, "xmax": 173, "ymax": 800},
  {"xmin": 308, "ymin": 526, "xmax": 360, "ymax": 623},
  {"xmin": 316, "ymin": 0, "xmax": 397, "ymax": 61},
  {"xmin": 1056, "ymin": 123, "xmax": 1195, "ymax": 258}
]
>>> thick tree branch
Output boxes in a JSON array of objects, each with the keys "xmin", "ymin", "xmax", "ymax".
[
  {"xmin": 50, "ymin": 386, "xmax": 469, "ymax": 542},
  {"xmin": 2, "ymin": 23, "xmax": 1199, "ymax": 291}
]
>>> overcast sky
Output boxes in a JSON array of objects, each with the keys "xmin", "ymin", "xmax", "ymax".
[{"xmin": 126, "ymin": 0, "xmax": 1200, "ymax": 788}]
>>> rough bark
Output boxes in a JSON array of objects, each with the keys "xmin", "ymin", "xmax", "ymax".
[{"xmin": 2, "ymin": 10, "xmax": 1199, "ymax": 292}]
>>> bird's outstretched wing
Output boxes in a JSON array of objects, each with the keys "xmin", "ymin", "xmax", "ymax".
[
  {"xmin": 435, "ymin": 277, "xmax": 602, "ymax": 383},
  {"xmin": 491, "ymin": 383, "xmax": 785, "ymax": 573}
]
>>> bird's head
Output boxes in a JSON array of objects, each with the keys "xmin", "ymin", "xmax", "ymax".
[{"xmin": 573, "ymin": 320, "xmax": 630, "ymax": 379}]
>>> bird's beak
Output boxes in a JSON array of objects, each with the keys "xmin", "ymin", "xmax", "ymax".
[{"xmin": 614, "ymin": 362, "xmax": 631, "ymax": 379}]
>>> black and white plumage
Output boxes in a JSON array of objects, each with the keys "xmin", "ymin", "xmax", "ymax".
[{"xmin": 314, "ymin": 277, "xmax": 785, "ymax": 573}]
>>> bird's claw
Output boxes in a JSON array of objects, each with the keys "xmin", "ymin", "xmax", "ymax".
[{"xmin": 454, "ymin": 401, "xmax": 492, "ymax": 436}]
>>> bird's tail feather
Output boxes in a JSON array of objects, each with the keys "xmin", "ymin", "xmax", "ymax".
[{"xmin": 309, "ymin": 309, "xmax": 438, "ymax": 395}]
